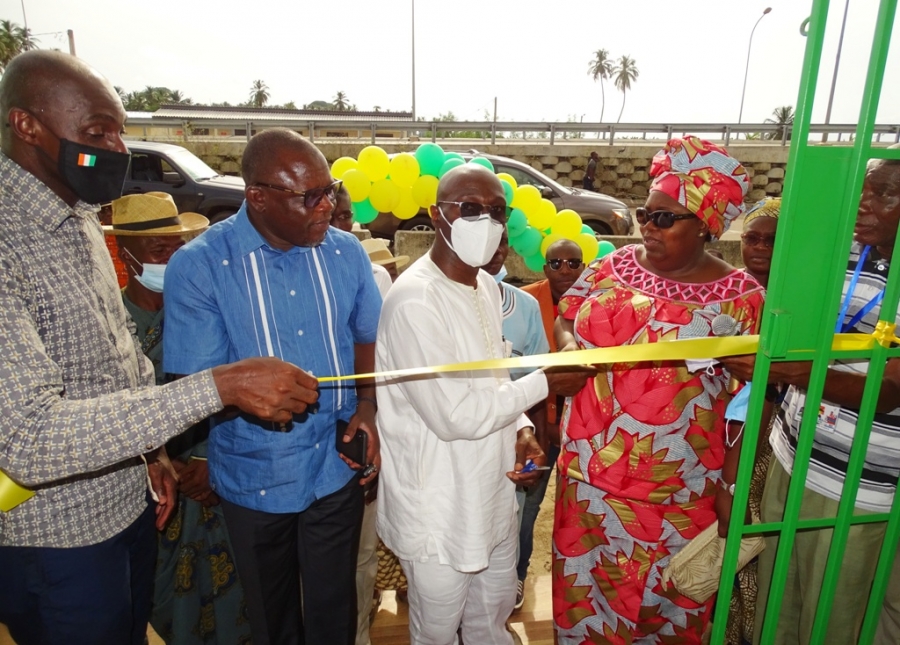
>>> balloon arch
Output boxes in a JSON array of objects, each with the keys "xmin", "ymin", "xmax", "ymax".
[{"xmin": 331, "ymin": 143, "xmax": 615, "ymax": 270}]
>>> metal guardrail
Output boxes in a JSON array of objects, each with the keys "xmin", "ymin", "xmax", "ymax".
[{"xmin": 124, "ymin": 115, "xmax": 900, "ymax": 147}]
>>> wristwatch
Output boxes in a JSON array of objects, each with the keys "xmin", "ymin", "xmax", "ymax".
[{"xmin": 719, "ymin": 480, "xmax": 736, "ymax": 496}]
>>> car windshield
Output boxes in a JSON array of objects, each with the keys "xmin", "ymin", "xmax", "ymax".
[{"xmin": 167, "ymin": 148, "xmax": 219, "ymax": 181}]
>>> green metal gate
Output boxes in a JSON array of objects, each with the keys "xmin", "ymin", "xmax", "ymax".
[{"xmin": 710, "ymin": 1, "xmax": 900, "ymax": 643}]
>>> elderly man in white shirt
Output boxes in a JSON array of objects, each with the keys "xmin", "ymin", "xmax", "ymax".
[{"xmin": 375, "ymin": 165, "xmax": 590, "ymax": 645}]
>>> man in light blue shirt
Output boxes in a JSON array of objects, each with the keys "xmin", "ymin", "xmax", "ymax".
[{"xmin": 164, "ymin": 129, "xmax": 382, "ymax": 645}]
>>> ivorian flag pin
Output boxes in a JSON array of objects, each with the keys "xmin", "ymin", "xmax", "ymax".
[{"xmin": 77, "ymin": 153, "xmax": 97, "ymax": 167}]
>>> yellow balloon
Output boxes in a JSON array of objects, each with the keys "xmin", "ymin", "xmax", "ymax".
[
  {"xmin": 527, "ymin": 199, "xmax": 557, "ymax": 230},
  {"xmin": 496, "ymin": 172, "xmax": 518, "ymax": 190},
  {"xmin": 389, "ymin": 153, "xmax": 421, "ymax": 189},
  {"xmin": 369, "ymin": 179, "xmax": 401, "ymax": 213},
  {"xmin": 541, "ymin": 233, "xmax": 563, "ymax": 257},
  {"xmin": 393, "ymin": 187, "xmax": 420, "ymax": 220},
  {"xmin": 411, "ymin": 175, "xmax": 439, "ymax": 208},
  {"xmin": 342, "ymin": 169, "xmax": 371, "ymax": 202},
  {"xmin": 331, "ymin": 157, "xmax": 358, "ymax": 179},
  {"xmin": 552, "ymin": 209, "xmax": 583, "ymax": 239},
  {"xmin": 577, "ymin": 233, "xmax": 600, "ymax": 263},
  {"xmin": 358, "ymin": 146, "xmax": 391, "ymax": 182},
  {"xmin": 511, "ymin": 185, "xmax": 541, "ymax": 214}
]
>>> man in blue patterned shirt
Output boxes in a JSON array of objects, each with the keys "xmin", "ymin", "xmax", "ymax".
[{"xmin": 164, "ymin": 129, "xmax": 382, "ymax": 645}]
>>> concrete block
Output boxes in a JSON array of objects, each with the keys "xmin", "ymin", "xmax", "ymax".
[
  {"xmin": 571, "ymin": 156, "xmax": 588, "ymax": 167},
  {"xmin": 601, "ymin": 157, "xmax": 618, "ymax": 166},
  {"xmin": 767, "ymin": 167, "xmax": 785, "ymax": 179},
  {"xmin": 765, "ymin": 182, "xmax": 783, "ymax": 195},
  {"xmin": 748, "ymin": 188, "xmax": 767, "ymax": 201},
  {"xmin": 615, "ymin": 178, "xmax": 633, "ymax": 190},
  {"xmin": 631, "ymin": 157, "xmax": 649, "ymax": 168},
  {"xmin": 630, "ymin": 185, "xmax": 648, "ymax": 197},
  {"xmin": 630, "ymin": 170, "xmax": 649, "ymax": 182},
  {"xmin": 554, "ymin": 161, "xmax": 573, "ymax": 173},
  {"xmin": 600, "ymin": 170, "xmax": 618, "ymax": 182},
  {"xmin": 543, "ymin": 168, "xmax": 559, "ymax": 180},
  {"xmin": 570, "ymin": 169, "xmax": 585, "ymax": 181},
  {"xmin": 599, "ymin": 183, "xmax": 617, "ymax": 195},
  {"xmin": 616, "ymin": 162, "xmax": 635, "ymax": 174},
  {"xmin": 539, "ymin": 156, "xmax": 559, "ymax": 165},
  {"xmin": 557, "ymin": 177, "xmax": 573, "ymax": 187},
  {"xmin": 752, "ymin": 174, "xmax": 769, "ymax": 187},
  {"xmin": 531, "ymin": 161, "xmax": 544, "ymax": 171},
  {"xmin": 752, "ymin": 162, "xmax": 771, "ymax": 172}
]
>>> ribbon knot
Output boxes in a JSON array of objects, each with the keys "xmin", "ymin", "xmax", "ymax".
[{"xmin": 872, "ymin": 321, "xmax": 899, "ymax": 348}]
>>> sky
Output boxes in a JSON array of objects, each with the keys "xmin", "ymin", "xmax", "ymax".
[{"xmin": 7, "ymin": 0, "xmax": 899, "ymax": 126}]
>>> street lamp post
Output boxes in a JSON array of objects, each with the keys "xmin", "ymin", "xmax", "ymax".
[
  {"xmin": 411, "ymin": 0, "xmax": 416, "ymax": 122},
  {"xmin": 738, "ymin": 7, "xmax": 772, "ymax": 124},
  {"xmin": 822, "ymin": 0, "xmax": 851, "ymax": 142}
]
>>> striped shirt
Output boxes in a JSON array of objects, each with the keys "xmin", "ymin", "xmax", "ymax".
[
  {"xmin": 163, "ymin": 205, "xmax": 382, "ymax": 513},
  {"xmin": 770, "ymin": 242, "xmax": 900, "ymax": 512}
]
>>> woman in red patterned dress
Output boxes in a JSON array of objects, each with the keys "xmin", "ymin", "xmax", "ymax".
[{"xmin": 551, "ymin": 137, "xmax": 765, "ymax": 644}]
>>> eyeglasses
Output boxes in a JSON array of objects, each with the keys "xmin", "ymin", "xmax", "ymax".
[
  {"xmin": 437, "ymin": 201, "xmax": 506, "ymax": 220},
  {"xmin": 547, "ymin": 258, "xmax": 584, "ymax": 271},
  {"xmin": 635, "ymin": 207, "xmax": 698, "ymax": 228},
  {"xmin": 254, "ymin": 180, "xmax": 342, "ymax": 209},
  {"xmin": 741, "ymin": 232, "xmax": 777, "ymax": 248}
]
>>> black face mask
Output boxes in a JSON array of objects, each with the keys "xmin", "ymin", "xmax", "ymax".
[{"xmin": 56, "ymin": 137, "xmax": 131, "ymax": 205}]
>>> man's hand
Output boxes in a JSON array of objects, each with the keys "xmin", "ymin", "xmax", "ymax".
[
  {"xmin": 212, "ymin": 357, "xmax": 319, "ymax": 423},
  {"xmin": 146, "ymin": 448, "xmax": 179, "ymax": 530},
  {"xmin": 507, "ymin": 427, "xmax": 546, "ymax": 487},
  {"xmin": 717, "ymin": 355, "xmax": 812, "ymax": 386},
  {"xmin": 544, "ymin": 365, "xmax": 599, "ymax": 397},
  {"xmin": 178, "ymin": 458, "xmax": 218, "ymax": 506},
  {"xmin": 340, "ymin": 399, "xmax": 380, "ymax": 486}
]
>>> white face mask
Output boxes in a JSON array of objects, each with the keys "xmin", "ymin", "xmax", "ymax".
[
  {"xmin": 437, "ymin": 207, "xmax": 504, "ymax": 268},
  {"xmin": 124, "ymin": 247, "xmax": 167, "ymax": 293}
]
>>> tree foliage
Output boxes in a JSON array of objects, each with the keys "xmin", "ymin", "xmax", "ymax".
[
  {"xmin": 119, "ymin": 86, "xmax": 192, "ymax": 111},
  {"xmin": 587, "ymin": 49, "xmax": 613, "ymax": 123},
  {"xmin": 612, "ymin": 55, "xmax": 639, "ymax": 123},
  {"xmin": 0, "ymin": 20, "xmax": 37, "ymax": 71},
  {"xmin": 249, "ymin": 80, "xmax": 270, "ymax": 108},
  {"xmin": 765, "ymin": 105, "xmax": 795, "ymax": 140}
]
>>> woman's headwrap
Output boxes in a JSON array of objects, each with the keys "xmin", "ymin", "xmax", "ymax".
[
  {"xmin": 744, "ymin": 197, "xmax": 781, "ymax": 226},
  {"xmin": 649, "ymin": 136, "xmax": 750, "ymax": 241}
]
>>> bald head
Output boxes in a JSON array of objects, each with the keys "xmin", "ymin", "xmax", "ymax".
[
  {"xmin": 0, "ymin": 50, "xmax": 120, "ymax": 149},
  {"xmin": 242, "ymin": 129, "xmax": 325, "ymax": 185},
  {"xmin": 544, "ymin": 238, "xmax": 585, "ymax": 301},
  {"xmin": 436, "ymin": 164, "xmax": 505, "ymax": 204},
  {"xmin": 546, "ymin": 238, "xmax": 582, "ymax": 259}
]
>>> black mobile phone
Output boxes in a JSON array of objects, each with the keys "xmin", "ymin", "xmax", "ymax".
[{"xmin": 336, "ymin": 419, "xmax": 368, "ymax": 467}]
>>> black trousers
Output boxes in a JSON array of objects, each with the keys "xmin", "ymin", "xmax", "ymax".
[{"xmin": 221, "ymin": 476, "xmax": 364, "ymax": 645}]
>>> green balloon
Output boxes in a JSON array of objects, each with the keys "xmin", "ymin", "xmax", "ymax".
[
  {"xmin": 507, "ymin": 208, "xmax": 527, "ymax": 236},
  {"xmin": 524, "ymin": 252, "xmax": 546, "ymax": 272},
  {"xmin": 468, "ymin": 157, "xmax": 495, "ymax": 173},
  {"xmin": 581, "ymin": 224, "xmax": 594, "ymax": 235},
  {"xmin": 415, "ymin": 143, "xmax": 445, "ymax": 177},
  {"xmin": 512, "ymin": 226, "xmax": 542, "ymax": 257},
  {"xmin": 444, "ymin": 152, "xmax": 465, "ymax": 162},
  {"xmin": 597, "ymin": 240, "xmax": 616, "ymax": 259},
  {"xmin": 352, "ymin": 198, "xmax": 378, "ymax": 224},
  {"xmin": 499, "ymin": 179, "xmax": 514, "ymax": 205},
  {"xmin": 438, "ymin": 158, "xmax": 465, "ymax": 178}
]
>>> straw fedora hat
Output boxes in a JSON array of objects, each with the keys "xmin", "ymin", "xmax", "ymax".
[
  {"xmin": 103, "ymin": 192, "xmax": 209, "ymax": 236},
  {"xmin": 361, "ymin": 238, "xmax": 409, "ymax": 268}
]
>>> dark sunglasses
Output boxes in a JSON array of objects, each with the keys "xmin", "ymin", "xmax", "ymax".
[
  {"xmin": 437, "ymin": 200, "xmax": 506, "ymax": 220},
  {"xmin": 741, "ymin": 232, "xmax": 776, "ymax": 248},
  {"xmin": 547, "ymin": 258, "xmax": 584, "ymax": 271},
  {"xmin": 254, "ymin": 180, "xmax": 342, "ymax": 209},
  {"xmin": 635, "ymin": 207, "xmax": 697, "ymax": 228}
]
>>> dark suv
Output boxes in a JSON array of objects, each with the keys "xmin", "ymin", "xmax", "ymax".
[
  {"xmin": 124, "ymin": 141, "xmax": 245, "ymax": 224},
  {"xmin": 366, "ymin": 151, "xmax": 633, "ymax": 238}
]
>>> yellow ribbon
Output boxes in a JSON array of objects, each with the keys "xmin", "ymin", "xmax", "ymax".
[
  {"xmin": 0, "ymin": 470, "xmax": 34, "ymax": 513},
  {"xmin": 3, "ymin": 331, "xmax": 894, "ymax": 513}
]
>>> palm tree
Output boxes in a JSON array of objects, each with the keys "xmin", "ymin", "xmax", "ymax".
[
  {"xmin": 612, "ymin": 55, "xmax": 639, "ymax": 123},
  {"xmin": 249, "ymin": 80, "xmax": 270, "ymax": 108},
  {"xmin": 765, "ymin": 105, "xmax": 794, "ymax": 140},
  {"xmin": 0, "ymin": 20, "xmax": 37, "ymax": 70},
  {"xmin": 587, "ymin": 49, "xmax": 613, "ymax": 124},
  {"xmin": 333, "ymin": 91, "xmax": 350, "ymax": 111}
]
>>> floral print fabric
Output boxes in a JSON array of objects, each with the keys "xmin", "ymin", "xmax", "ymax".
[{"xmin": 552, "ymin": 246, "xmax": 764, "ymax": 644}]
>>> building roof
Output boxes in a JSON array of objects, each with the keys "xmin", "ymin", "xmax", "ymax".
[{"xmin": 150, "ymin": 104, "xmax": 413, "ymax": 123}]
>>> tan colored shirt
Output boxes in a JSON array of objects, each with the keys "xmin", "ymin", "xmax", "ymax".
[{"xmin": 0, "ymin": 154, "xmax": 221, "ymax": 547}]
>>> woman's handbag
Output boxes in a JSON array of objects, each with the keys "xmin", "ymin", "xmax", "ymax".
[{"xmin": 660, "ymin": 521, "xmax": 765, "ymax": 603}]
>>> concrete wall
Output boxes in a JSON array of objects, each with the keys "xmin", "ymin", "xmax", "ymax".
[
  {"xmin": 394, "ymin": 231, "xmax": 744, "ymax": 285},
  {"xmin": 171, "ymin": 140, "xmax": 790, "ymax": 203}
]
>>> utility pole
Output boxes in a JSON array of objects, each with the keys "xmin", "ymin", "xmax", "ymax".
[
  {"xmin": 411, "ymin": 0, "xmax": 416, "ymax": 121},
  {"xmin": 493, "ymin": 97, "xmax": 497, "ymax": 122},
  {"xmin": 67, "ymin": 29, "xmax": 76, "ymax": 56},
  {"xmin": 19, "ymin": 0, "xmax": 29, "ymax": 49},
  {"xmin": 822, "ymin": 0, "xmax": 850, "ymax": 142}
]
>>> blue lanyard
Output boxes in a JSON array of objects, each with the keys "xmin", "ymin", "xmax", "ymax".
[{"xmin": 835, "ymin": 245, "xmax": 886, "ymax": 333}]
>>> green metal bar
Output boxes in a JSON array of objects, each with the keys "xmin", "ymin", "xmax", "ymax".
[{"xmin": 809, "ymin": 2, "xmax": 897, "ymax": 642}]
